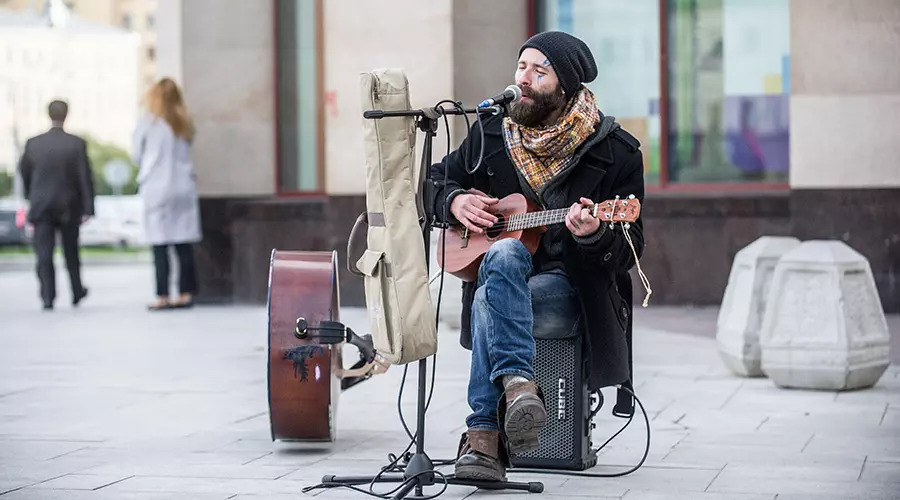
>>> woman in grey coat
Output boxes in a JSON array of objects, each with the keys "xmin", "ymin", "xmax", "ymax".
[{"xmin": 132, "ymin": 78, "xmax": 202, "ymax": 310}]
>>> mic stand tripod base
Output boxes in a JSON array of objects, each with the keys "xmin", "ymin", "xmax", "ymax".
[{"xmin": 319, "ymin": 473, "xmax": 544, "ymax": 498}]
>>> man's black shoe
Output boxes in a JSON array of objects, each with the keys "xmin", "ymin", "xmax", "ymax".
[{"xmin": 73, "ymin": 287, "xmax": 88, "ymax": 307}]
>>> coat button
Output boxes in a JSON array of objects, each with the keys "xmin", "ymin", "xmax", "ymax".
[
  {"xmin": 603, "ymin": 252, "xmax": 612, "ymax": 262},
  {"xmin": 486, "ymin": 166, "xmax": 495, "ymax": 176}
]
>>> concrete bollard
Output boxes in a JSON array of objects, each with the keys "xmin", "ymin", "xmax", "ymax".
[
  {"xmin": 760, "ymin": 240, "xmax": 891, "ymax": 390},
  {"xmin": 717, "ymin": 236, "xmax": 801, "ymax": 377}
]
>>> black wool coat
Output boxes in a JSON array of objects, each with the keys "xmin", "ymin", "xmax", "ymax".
[{"xmin": 430, "ymin": 112, "xmax": 645, "ymax": 391}]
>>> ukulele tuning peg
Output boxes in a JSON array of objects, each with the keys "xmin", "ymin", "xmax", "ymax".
[{"xmin": 628, "ymin": 194, "xmax": 636, "ymax": 200}]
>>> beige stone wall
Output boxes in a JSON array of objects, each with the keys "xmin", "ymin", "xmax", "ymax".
[
  {"xmin": 322, "ymin": 0, "xmax": 530, "ymax": 195},
  {"xmin": 322, "ymin": 0, "xmax": 454, "ymax": 195},
  {"xmin": 451, "ymin": 0, "xmax": 530, "ymax": 141},
  {"xmin": 156, "ymin": 0, "xmax": 528, "ymax": 197},
  {"xmin": 158, "ymin": 0, "xmax": 275, "ymax": 197},
  {"xmin": 0, "ymin": 19, "xmax": 139, "ymax": 172},
  {"xmin": 790, "ymin": 0, "xmax": 900, "ymax": 188}
]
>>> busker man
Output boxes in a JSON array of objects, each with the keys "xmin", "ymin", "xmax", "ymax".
[{"xmin": 431, "ymin": 31, "xmax": 645, "ymax": 481}]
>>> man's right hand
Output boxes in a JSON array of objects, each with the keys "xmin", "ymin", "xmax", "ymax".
[{"xmin": 450, "ymin": 189, "xmax": 499, "ymax": 234}]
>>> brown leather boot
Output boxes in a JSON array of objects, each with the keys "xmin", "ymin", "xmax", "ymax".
[
  {"xmin": 454, "ymin": 429, "xmax": 507, "ymax": 481},
  {"xmin": 499, "ymin": 380, "xmax": 547, "ymax": 455}
]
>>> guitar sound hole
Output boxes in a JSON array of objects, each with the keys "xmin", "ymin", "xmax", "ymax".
[{"xmin": 486, "ymin": 214, "xmax": 505, "ymax": 239}]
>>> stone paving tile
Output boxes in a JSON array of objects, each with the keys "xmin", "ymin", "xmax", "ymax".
[
  {"xmin": 706, "ymin": 463, "xmax": 900, "ymax": 497},
  {"xmin": 622, "ymin": 492, "xmax": 775, "ymax": 500},
  {"xmin": 467, "ymin": 491, "xmax": 621, "ymax": 500},
  {"xmin": 76, "ymin": 463, "xmax": 302, "ymax": 480},
  {"xmin": 0, "ymin": 438, "xmax": 93, "ymax": 463},
  {"xmin": 94, "ymin": 475, "xmax": 316, "ymax": 497},
  {"xmin": 28, "ymin": 473, "xmax": 134, "ymax": 491},
  {"xmin": 560, "ymin": 465, "xmax": 722, "ymax": 495},
  {"xmin": 859, "ymin": 460, "xmax": 900, "ymax": 483},
  {"xmin": 773, "ymin": 495, "xmax": 900, "ymax": 500},
  {"xmin": 0, "ymin": 490, "xmax": 226, "ymax": 500}
]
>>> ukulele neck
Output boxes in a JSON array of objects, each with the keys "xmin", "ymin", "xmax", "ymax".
[{"xmin": 506, "ymin": 207, "xmax": 572, "ymax": 232}]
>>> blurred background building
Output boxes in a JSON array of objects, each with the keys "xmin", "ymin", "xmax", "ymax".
[
  {"xmin": 1, "ymin": 0, "xmax": 157, "ymax": 90},
  {"xmin": 0, "ymin": 0, "xmax": 139, "ymax": 188},
  {"xmin": 3, "ymin": 0, "xmax": 897, "ymax": 313}
]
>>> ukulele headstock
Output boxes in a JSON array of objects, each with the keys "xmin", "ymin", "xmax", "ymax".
[{"xmin": 591, "ymin": 195, "xmax": 641, "ymax": 223}]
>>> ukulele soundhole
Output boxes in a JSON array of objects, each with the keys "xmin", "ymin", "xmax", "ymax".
[{"xmin": 486, "ymin": 214, "xmax": 506, "ymax": 240}]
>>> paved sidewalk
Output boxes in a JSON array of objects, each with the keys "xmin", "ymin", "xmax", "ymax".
[{"xmin": 1, "ymin": 264, "xmax": 898, "ymax": 499}]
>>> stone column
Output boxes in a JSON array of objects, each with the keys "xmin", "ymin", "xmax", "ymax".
[
  {"xmin": 789, "ymin": 0, "xmax": 900, "ymax": 312},
  {"xmin": 156, "ymin": 0, "xmax": 277, "ymax": 302}
]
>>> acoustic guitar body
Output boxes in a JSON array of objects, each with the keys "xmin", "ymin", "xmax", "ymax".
[
  {"xmin": 266, "ymin": 250, "xmax": 342, "ymax": 442},
  {"xmin": 436, "ymin": 193, "xmax": 543, "ymax": 282}
]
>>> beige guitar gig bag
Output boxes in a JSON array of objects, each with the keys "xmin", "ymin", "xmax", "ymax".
[{"xmin": 349, "ymin": 69, "xmax": 437, "ymax": 365}]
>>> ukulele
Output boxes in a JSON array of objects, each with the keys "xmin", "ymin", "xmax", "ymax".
[{"xmin": 436, "ymin": 193, "xmax": 641, "ymax": 282}]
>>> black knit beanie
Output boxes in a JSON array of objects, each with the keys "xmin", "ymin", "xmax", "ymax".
[{"xmin": 519, "ymin": 31, "xmax": 597, "ymax": 98}]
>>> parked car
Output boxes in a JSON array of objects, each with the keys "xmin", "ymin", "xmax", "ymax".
[
  {"xmin": 80, "ymin": 195, "xmax": 146, "ymax": 248},
  {"xmin": 0, "ymin": 198, "xmax": 31, "ymax": 246}
]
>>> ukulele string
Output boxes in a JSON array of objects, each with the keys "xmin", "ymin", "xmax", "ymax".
[{"xmin": 489, "ymin": 207, "xmax": 586, "ymax": 231}]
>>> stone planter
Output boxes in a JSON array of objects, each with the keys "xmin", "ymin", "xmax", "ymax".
[
  {"xmin": 717, "ymin": 236, "xmax": 801, "ymax": 377},
  {"xmin": 760, "ymin": 240, "xmax": 890, "ymax": 390}
]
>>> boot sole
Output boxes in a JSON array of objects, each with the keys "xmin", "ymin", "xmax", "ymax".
[
  {"xmin": 504, "ymin": 395, "xmax": 547, "ymax": 455},
  {"xmin": 454, "ymin": 465, "xmax": 506, "ymax": 482}
]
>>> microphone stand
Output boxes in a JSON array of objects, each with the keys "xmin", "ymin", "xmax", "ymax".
[{"xmin": 318, "ymin": 104, "xmax": 543, "ymax": 498}]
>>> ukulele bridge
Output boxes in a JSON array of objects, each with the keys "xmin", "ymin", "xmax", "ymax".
[{"xmin": 460, "ymin": 227, "xmax": 470, "ymax": 248}]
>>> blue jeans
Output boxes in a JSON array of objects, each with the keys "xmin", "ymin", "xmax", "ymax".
[{"xmin": 465, "ymin": 238, "xmax": 581, "ymax": 431}]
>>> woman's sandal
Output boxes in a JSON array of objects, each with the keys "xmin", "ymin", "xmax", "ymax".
[
  {"xmin": 147, "ymin": 298, "xmax": 172, "ymax": 311},
  {"xmin": 170, "ymin": 295, "xmax": 194, "ymax": 309}
]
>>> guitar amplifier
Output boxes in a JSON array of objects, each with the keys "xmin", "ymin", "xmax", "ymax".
[{"xmin": 510, "ymin": 331, "xmax": 598, "ymax": 470}]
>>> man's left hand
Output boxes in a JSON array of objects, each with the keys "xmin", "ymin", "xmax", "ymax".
[{"xmin": 565, "ymin": 197, "xmax": 600, "ymax": 237}]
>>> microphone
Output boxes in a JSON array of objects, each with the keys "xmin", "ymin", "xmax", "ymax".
[{"xmin": 478, "ymin": 84, "xmax": 522, "ymax": 108}]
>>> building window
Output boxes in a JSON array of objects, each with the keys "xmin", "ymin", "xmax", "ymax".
[
  {"xmin": 146, "ymin": 13, "xmax": 155, "ymax": 29},
  {"xmin": 537, "ymin": 0, "xmax": 662, "ymax": 185},
  {"xmin": 275, "ymin": 0, "xmax": 321, "ymax": 193},
  {"xmin": 121, "ymin": 13, "xmax": 131, "ymax": 29},
  {"xmin": 147, "ymin": 46, "xmax": 155, "ymax": 61},
  {"xmin": 667, "ymin": 0, "xmax": 790, "ymax": 184},
  {"xmin": 536, "ymin": 0, "xmax": 790, "ymax": 189}
]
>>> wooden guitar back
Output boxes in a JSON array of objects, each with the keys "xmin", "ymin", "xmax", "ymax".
[{"xmin": 267, "ymin": 250, "xmax": 341, "ymax": 441}]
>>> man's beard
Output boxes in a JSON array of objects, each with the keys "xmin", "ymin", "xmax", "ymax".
[{"xmin": 508, "ymin": 86, "xmax": 567, "ymax": 128}]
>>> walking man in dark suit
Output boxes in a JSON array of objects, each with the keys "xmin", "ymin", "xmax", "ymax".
[{"xmin": 18, "ymin": 100, "xmax": 95, "ymax": 310}]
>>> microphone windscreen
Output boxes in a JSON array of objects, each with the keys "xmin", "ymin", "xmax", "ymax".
[{"xmin": 506, "ymin": 84, "xmax": 522, "ymax": 103}]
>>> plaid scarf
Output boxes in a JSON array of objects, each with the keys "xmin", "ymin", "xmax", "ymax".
[{"xmin": 503, "ymin": 87, "xmax": 601, "ymax": 194}]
